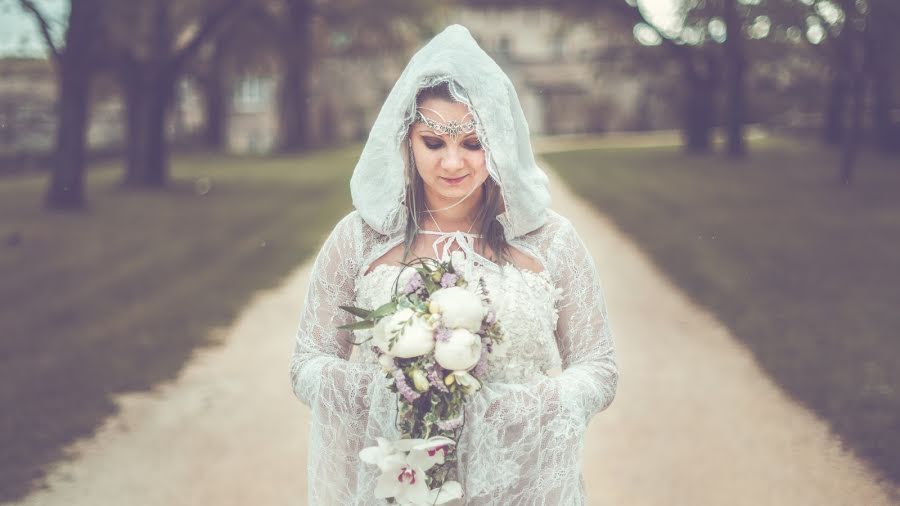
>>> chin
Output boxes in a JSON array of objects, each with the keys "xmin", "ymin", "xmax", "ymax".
[{"xmin": 436, "ymin": 184, "xmax": 475, "ymax": 199}]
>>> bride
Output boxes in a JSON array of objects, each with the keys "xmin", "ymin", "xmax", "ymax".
[{"xmin": 290, "ymin": 24, "xmax": 618, "ymax": 505}]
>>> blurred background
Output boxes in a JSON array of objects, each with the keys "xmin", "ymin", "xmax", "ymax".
[{"xmin": 0, "ymin": 0, "xmax": 898, "ymax": 504}]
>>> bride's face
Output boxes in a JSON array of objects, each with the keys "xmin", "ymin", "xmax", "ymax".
[{"xmin": 409, "ymin": 98, "xmax": 488, "ymax": 204}]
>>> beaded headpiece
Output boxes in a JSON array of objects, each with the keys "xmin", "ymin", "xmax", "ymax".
[{"xmin": 415, "ymin": 107, "xmax": 479, "ymax": 140}]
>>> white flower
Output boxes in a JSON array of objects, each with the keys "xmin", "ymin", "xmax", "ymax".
[
  {"xmin": 430, "ymin": 286, "xmax": 485, "ymax": 332},
  {"xmin": 374, "ymin": 453, "xmax": 430, "ymax": 504},
  {"xmin": 453, "ymin": 370, "xmax": 482, "ymax": 394},
  {"xmin": 359, "ymin": 437, "xmax": 401, "ymax": 471},
  {"xmin": 428, "ymin": 480, "xmax": 463, "ymax": 505},
  {"xmin": 434, "ymin": 328, "xmax": 482, "ymax": 371},
  {"xmin": 372, "ymin": 308, "xmax": 435, "ymax": 359},
  {"xmin": 378, "ymin": 354, "xmax": 396, "ymax": 373},
  {"xmin": 410, "ymin": 368, "xmax": 430, "ymax": 392},
  {"xmin": 360, "ymin": 437, "xmax": 461, "ymax": 506}
]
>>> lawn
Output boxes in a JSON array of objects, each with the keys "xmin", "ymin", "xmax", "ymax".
[
  {"xmin": 0, "ymin": 148, "xmax": 357, "ymax": 500},
  {"xmin": 545, "ymin": 136, "xmax": 900, "ymax": 487}
]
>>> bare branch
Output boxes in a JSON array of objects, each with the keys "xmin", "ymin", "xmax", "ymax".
[
  {"xmin": 170, "ymin": 0, "xmax": 245, "ymax": 73},
  {"xmin": 18, "ymin": 0, "xmax": 61, "ymax": 61}
]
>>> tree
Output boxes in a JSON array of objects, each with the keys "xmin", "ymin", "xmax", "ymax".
[
  {"xmin": 865, "ymin": 0, "xmax": 900, "ymax": 154},
  {"xmin": 19, "ymin": 0, "xmax": 104, "ymax": 210},
  {"xmin": 251, "ymin": 0, "xmax": 432, "ymax": 152},
  {"xmin": 836, "ymin": 0, "xmax": 866, "ymax": 185},
  {"xmin": 103, "ymin": 0, "xmax": 244, "ymax": 187},
  {"xmin": 722, "ymin": 0, "xmax": 747, "ymax": 157},
  {"xmin": 602, "ymin": 0, "xmax": 724, "ymax": 153}
]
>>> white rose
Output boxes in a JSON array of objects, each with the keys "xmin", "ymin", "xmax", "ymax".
[
  {"xmin": 430, "ymin": 286, "xmax": 485, "ymax": 332},
  {"xmin": 378, "ymin": 354, "xmax": 396, "ymax": 373},
  {"xmin": 373, "ymin": 308, "xmax": 434, "ymax": 358},
  {"xmin": 434, "ymin": 328, "xmax": 482, "ymax": 371}
]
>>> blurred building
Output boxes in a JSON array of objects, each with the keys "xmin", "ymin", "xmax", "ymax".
[
  {"xmin": 0, "ymin": 7, "xmax": 678, "ymax": 157},
  {"xmin": 0, "ymin": 58, "xmax": 56, "ymax": 153},
  {"xmin": 0, "ymin": 58, "xmax": 131, "ymax": 156},
  {"xmin": 222, "ymin": 6, "xmax": 678, "ymax": 153},
  {"xmin": 452, "ymin": 7, "xmax": 672, "ymax": 135}
]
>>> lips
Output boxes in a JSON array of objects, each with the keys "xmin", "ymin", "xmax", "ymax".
[{"xmin": 441, "ymin": 175, "xmax": 468, "ymax": 185}]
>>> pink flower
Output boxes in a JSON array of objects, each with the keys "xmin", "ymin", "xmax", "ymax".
[
  {"xmin": 393, "ymin": 369, "xmax": 421, "ymax": 403},
  {"xmin": 440, "ymin": 272, "xmax": 459, "ymax": 288},
  {"xmin": 434, "ymin": 326, "xmax": 452, "ymax": 343},
  {"xmin": 404, "ymin": 272, "xmax": 424, "ymax": 295}
]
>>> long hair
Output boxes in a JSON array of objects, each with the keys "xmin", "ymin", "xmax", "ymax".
[{"xmin": 402, "ymin": 82, "xmax": 510, "ymax": 265}]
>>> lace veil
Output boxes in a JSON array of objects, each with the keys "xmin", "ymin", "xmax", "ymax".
[
  {"xmin": 349, "ymin": 24, "xmax": 551, "ymax": 240},
  {"xmin": 292, "ymin": 24, "xmax": 618, "ymax": 505}
]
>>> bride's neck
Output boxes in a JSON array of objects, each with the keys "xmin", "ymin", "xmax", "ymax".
[{"xmin": 422, "ymin": 188, "xmax": 483, "ymax": 232}]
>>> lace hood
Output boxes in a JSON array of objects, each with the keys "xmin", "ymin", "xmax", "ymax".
[{"xmin": 349, "ymin": 24, "xmax": 551, "ymax": 240}]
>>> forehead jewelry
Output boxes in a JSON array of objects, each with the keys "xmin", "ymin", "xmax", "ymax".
[{"xmin": 416, "ymin": 106, "xmax": 479, "ymax": 140}]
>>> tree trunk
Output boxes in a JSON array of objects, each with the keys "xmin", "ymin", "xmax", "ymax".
[
  {"xmin": 681, "ymin": 56, "xmax": 715, "ymax": 154},
  {"xmin": 866, "ymin": 13, "xmax": 896, "ymax": 155},
  {"xmin": 121, "ymin": 63, "xmax": 145, "ymax": 186},
  {"xmin": 45, "ymin": 53, "xmax": 91, "ymax": 208},
  {"xmin": 121, "ymin": 68, "xmax": 173, "ymax": 187},
  {"xmin": 277, "ymin": 0, "xmax": 314, "ymax": 152},
  {"xmin": 840, "ymin": 28, "xmax": 866, "ymax": 185},
  {"xmin": 823, "ymin": 71, "xmax": 846, "ymax": 145},
  {"xmin": 43, "ymin": 0, "xmax": 100, "ymax": 210},
  {"xmin": 202, "ymin": 43, "xmax": 227, "ymax": 150},
  {"xmin": 121, "ymin": 0, "xmax": 174, "ymax": 188},
  {"xmin": 723, "ymin": 0, "xmax": 746, "ymax": 158}
]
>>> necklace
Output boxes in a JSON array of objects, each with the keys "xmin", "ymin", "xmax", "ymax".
[
  {"xmin": 423, "ymin": 181, "xmax": 481, "ymax": 213},
  {"xmin": 424, "ymin": 207, "xmax": 478, "ymax": 235}
]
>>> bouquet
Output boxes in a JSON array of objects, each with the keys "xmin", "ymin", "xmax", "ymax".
[{"xmin": 339, "ymin": 257, "xmax": 504, "ymax": 505}]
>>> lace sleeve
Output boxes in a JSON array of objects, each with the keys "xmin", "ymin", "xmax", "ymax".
[
  {"xmin": 289, "ymin": 212, "xmax": 383, "ymax": 503},
  {"xmin": 550, "ymin": 217, "xmax": 619, "ymax": 425},
  {"xmin": 460, "ymin": 217, "xmax": 618, "ymax": 502}
]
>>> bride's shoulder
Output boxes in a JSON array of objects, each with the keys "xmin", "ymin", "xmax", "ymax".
[
  {"xmin": 326, "ymin": 210, "xmax": 389, "ymax": 253},
  {"xmin": 330, "ymin": 210, "xmax": 375, "ymax": 238},
  {"xmin": 527, "ymin": 209, "xmax": 577, "ymax": 239}
]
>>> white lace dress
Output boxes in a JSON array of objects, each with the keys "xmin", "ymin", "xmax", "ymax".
[{"xmin": 291, "ymin": 209, "xmax": 618, "ymax": 505}]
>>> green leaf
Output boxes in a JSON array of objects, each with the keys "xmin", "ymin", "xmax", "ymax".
[
  {"xmin": 337, "ymin": 320, "xmax": 375, "ymax": 331},
  {"xmin": 369, "ymin": 301, "xmax": 398, "ymax": 319},
  {"xmin": 339, "ymin": 305, "xmax": 372, "ymax": 318}
]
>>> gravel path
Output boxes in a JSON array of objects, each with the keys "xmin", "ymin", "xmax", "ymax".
[{"xmin": 12, "ymin": 154, "xmax": 898, "ymax": 505}]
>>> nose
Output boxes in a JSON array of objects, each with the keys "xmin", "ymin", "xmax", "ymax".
[{"xmin": 441, "ymin": 147, "xmax": 464, "ymax": 170}]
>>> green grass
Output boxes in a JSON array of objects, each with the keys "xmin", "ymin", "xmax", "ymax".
[
  {"xmin": 0, "ymin": 147, "xmax": 358, "ymax": 501},
  {"xmin": 545, "ymin": 136, "xmax": 900, "ymax": 488}
]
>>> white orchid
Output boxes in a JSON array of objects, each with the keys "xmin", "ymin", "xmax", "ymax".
[
  {"xmin": 372, "ymin": 308, "xmax": 435, "ymax": 358},
  {"xmin": 360, "ymin": 437, "xmax": 462, "ymax": 505},
  {"xmin": 434, "ymin": 328, "xmax": 482, "ymax": 371},
  {"xmin": 428, "ymin": 480, "xmax": 464, "ymax": 505},
  {"xmin": 359, "ymin": 437, "xmax": 402, "ymax": 471},
  {"xmin": 430, "ymin": 286, "xmax": 485, "ymax": 332}
]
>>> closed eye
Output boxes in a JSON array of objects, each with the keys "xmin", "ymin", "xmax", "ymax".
[
  {"xmin": 421, "ymin": 135, "xmax": 444, "ymax": 150},
  {"xmin": 463, "ymin": 139, "xmax": 482, "ymax": 150}
]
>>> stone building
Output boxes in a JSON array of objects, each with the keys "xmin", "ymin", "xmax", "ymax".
[{"xmin": 0, "ymin": 7, "xmax": 677, "ymax": 157}]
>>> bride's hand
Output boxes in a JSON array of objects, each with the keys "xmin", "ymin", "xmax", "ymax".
[{"xmin": 478, "ymin": 377, "xmax": 563, "ymax": 428}]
